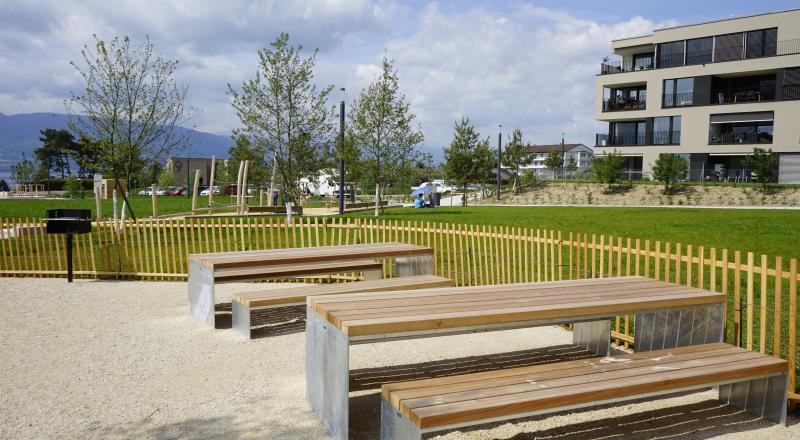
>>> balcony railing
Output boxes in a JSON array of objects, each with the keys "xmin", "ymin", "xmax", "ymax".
[
  {"xmin": 603, "ymin": 97, "xmax": 646, "ymax": 112},
  {"xmin": 600, "ymin": 38, "xmax": 800, "ymax": 74},
  {"xmin": 709, "ymin": 127, "xmax": 774, "ymax": 145},
  {"xmin": 595, "ymin": 131, "xmax": 680, "ymax": 146},
  {"xmin": 712, "ymin": 87, "xmax": 776, "ymax": 104}
]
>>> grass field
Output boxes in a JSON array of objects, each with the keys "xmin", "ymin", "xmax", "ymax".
[
  {"xmin": 345, "ymin": 206, "xmax": 800, "ymax": 260},
  {"xmin": 0, "ymin": 196, "xmax": 335, "ymax": 218},
  {"xmin": 3, "ymin": 198, "xmax": 798, "ymax": 260}
]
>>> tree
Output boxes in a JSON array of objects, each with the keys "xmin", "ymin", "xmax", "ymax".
[
  {"xmin": 443, "ymin": 117, "xmax": 481, "ymax": 206},
  {"xmin": 565, "ymin": 155, "xmax": 578, "ymax": 177},
  {"xmin": 156, "ymin": 168, "xmax": 177, "ymax": 188},
  {"xmin": 742, "ymin": 147, "xmax": 778, "ymax": 191},
  {"xmin": 35, "ymin": 129, "xmax": 78, "ymax": 178},
  {"xmin": 228, "ymin": 33, "xmax": 334, "ymax": 205},
  {"xmin": 501, "ymin": 128, "xmax": 532, "ymax": 194},
  {"xmin": 543, "ymin": 151, "xmax": 564, "ymax": 180},
  {"xmin": 333, "ymin": 131, "xmax": 365, "ymax": 191},
  {"xmin": 591, "ymin": 149, "xmax": 626, "ymax": 185},
  {"xmin": 227, "ymin": 134, "xmax": 270, "ymax": 191},
  {"xmin": 474, "ymin": 137, "xmax": 495, "ymax": 198},
  {"xmin": 66, "ymin": 34, "xmax": 196, "ymax": 220},
  {"xmin": 651, "ymin": 153, "xmax": 688, "ymax": 194},
  {"xmin": 349, "ymin": 55, "xmax": 424, "ymax": 215},
  {"xmin": 10, "ymin": 154, "xmax": 38, "ymax": 185}
]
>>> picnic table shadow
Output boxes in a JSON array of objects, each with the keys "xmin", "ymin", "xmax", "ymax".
[
  {"xmin": 213, "ymin": 302, "xmax": 306, "ymax": 337},
  {"xmin": 346, "ymin": 344, "xmax": 796, "ymax": 439}
]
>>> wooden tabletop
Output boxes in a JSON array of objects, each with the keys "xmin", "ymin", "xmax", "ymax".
[
  {"xmin": 308, "ymin": 276, "xmax": 726, "ymax": 337},
  {"xmin": 188, "ymin": 242, "xmax": 433, "ymax": 269}
]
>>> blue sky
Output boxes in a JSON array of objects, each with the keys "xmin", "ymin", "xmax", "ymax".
[{"xmin": 1, "ymin": 0, "xmax": 798, "ymax": 157}]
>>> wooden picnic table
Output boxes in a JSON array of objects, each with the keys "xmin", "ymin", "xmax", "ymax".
[
  {"xmin": 188, "ymin": 243, "xmax": 434, "ymax": 327},
  {"xmin": 305, "ymin": 276, "xmax": 726, "ymax": 440}
]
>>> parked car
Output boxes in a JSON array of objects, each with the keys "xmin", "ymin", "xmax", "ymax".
[
  {"xmin": 199, "ymin": 185, "xmax": 220, "ymax": 196},
  {"xmin": 169, "ymin": 186, "xmax": 186, "ymax": 196},
  {"xmin": 155, "ymin": 187, "xmax": 169, "ymax": 196},
  {"xmin": 138, "ymin": 187, "xmax": 160, "ymax": 196}
]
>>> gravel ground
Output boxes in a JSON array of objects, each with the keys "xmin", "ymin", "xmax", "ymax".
[{"xmin": 1, "ymin": 277, "xmax": 798, "ymax": 440}]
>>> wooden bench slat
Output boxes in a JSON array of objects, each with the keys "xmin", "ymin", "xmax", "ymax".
[
  {"xmin": 384, "ymin": 344, "xmax": 743, "ymax": 406},
  {"xmin": 412, "ymin": 356, "xmax": 785, "ymax": 428},
  {"xmin": 232, "ymin": 275, "xmax": 452, "ymax": 307},
  {"xmin": 325, "ymin": 286, "xmax": 707, "ymax": 325},
  {"xmin": 215, "ymin": 259, "xmax": 383, "ymax": 283},
  {"xmin": 309, "ymin": 276, "xmax": 652, "ymax": 310},
  {"xmin": 339, "ymin": 291, "xmax": 726, "ymax": 336},
  {"xmin": 381, "ymin": 342, "xmax": 732, "ymax": 396},
  {"xmin": 402, "ymin": 350, "xmax": 764, "ymax": 411},
  {"xmin": 191, "ymin": 243, "xmax": 432, "ymax": 268},
  {"xmin": 381, "ymin": 344, "xmax": 787, "ymax": 429}
]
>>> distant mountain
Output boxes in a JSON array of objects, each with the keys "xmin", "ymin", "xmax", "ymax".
[{"xmin": 0, "ymin": 112, "xmax": 234, "ymax": 162}]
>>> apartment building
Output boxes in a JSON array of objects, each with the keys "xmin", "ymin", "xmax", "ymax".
[
  {"xmin": 523, "ymin": 143, "xmax": 593, "ymax": 178},
  {"xmin": 594, "ymin": 8, "xmax": 800, "ymax": 183}
]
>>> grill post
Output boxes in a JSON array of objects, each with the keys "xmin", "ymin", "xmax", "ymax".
[{"xmin": 66, "ymin": 233, "xmax": 74, "ymax": 282}]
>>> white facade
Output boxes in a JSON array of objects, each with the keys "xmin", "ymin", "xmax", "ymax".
[
  {"xmin": 595, "ymin": 8, "xmax": 800, "ymax": 183},
  {"xmin": 522, "ymin": 144, "xmax": 594, "ymax": 178}
]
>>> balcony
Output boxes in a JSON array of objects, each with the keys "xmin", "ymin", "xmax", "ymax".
[
  {"xmin": 663, "ymin": 92, "xmax": 693, "ymax": 108},
  {"xmin": 595, "ymin": 131, "xmax": 680, "ymax": 147},
  {"xmin": 603, "ymin": 96, "xmax": 646, "ymax": 112},
  {"xmin": 599, "ymin": 38, "xmax": 800, "ymax": 75},
  {"xmin": 709, "ymin": 125, "xmax": 773, "ymax": 145}
]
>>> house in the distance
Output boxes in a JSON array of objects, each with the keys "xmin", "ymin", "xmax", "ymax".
[{"xmin": 522, "ymin": 143, "xmax": 593, "ymax": 179}]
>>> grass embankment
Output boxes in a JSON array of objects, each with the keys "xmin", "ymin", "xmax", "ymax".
[{"xmin": 345, "ymin": 205, "xmax": 800, "ymax": 260}]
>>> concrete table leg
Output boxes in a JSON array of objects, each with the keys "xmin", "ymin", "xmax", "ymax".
[
  {"xmin": 381, "ymin": 397, "xmax": 422, "ymax": 440},
  {"xmin": 364, "ymin": 267, "xmax": 383, "ymax": 281},
  {"xmin": 231, "ymin": 301, "xmax": 251, "ymax": 338},
  {"xmin": 719, "ymin": 371, "xmax": 788, "ymax": 425},
  {"xmin": 572, "ymin": 319, "xmax": 611, "ymax": 356},
  {"xmin": 634, "ymin": 303, "xmax": 725, "ymax": 352},
  {"xmin": 396, "ymin": 254, "xmax": 434, "ymax": 277},
  {"xmin": 188, "ymin": 261, "xmax": 216, "ymax": 327},
  {"xmin": 306, "ymin": 309, "xmax": 350, "ymax": 440}
]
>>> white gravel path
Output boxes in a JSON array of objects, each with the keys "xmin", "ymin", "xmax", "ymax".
[{"xmin": 0, "ymin": 277, "xmax": 797, "ymax": 440}]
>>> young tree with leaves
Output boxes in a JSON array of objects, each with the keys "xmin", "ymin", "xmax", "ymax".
[
  {"xmin": 543, "ymin": 151, "xmax": 564, "ymax": 180},
  {"xmin": 474, "ymin": 137, "xmax": 495, "ymax": 198},
  {"xmin": 443, "ymin": 117, "xmax": 481, "ymax": 206},
  {"xmin": 349, "ymin": 56, "xmax": 424, "ymax": 215},
  {"xmin": 742, "ymin": 147, "xmax": 778, "ymax": 191},
  {"xmin": 66, "ymin": 35, "xmax": 196, "ymax": 220},
  {"xmin": 228, "ymin": 33, "xmax": 334, "ymax": 205},
  {"xmin": 565, "ymin": 155, "xmax": 578, "ymax": 177},
  {"xmin": 11, "ymin": 154, "xmax": 38, "ymax": 186},
  {"xmin": 501, "ymin": 128, "xmax": 532, "ymax": 194},
  {"xmin": 651, "ymin": 153, "xmax": 688, "ymax": 194},
  {"xmin": 591, "ymin": 149, "xmax": 626, "ymax": 185}
]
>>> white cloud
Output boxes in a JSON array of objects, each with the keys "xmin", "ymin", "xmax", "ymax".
[{"xmin": 0, "ymin": 0, "xmax": 678, "ymax": 157}]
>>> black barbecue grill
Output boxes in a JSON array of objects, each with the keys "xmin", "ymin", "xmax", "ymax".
[{"xmin": 46, "ymin": 209, "xmax": 92, "ymax": 282}]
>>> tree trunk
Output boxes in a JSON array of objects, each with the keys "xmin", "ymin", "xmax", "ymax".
[
  {"xmin": 462, "ymin": 183, "xmax": 467, "ymax": 207},
  {"xmin": 374, "ymin": 184, "xmax": 380, "ymax": 217},
  {"xmin": 114, "ymin": 176, "xmax": 136, "ymax": 222}
]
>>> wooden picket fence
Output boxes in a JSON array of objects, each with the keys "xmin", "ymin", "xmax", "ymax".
[{"xmin": 0, "ymin": 216, "xmax": 797, "ymax": 402}]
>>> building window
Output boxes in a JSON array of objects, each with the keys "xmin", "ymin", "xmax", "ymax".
[
  {"xmin": 611, "ymin": 121, "xmax": 646, "ymax": 146},
  {"xmin": 714, "ymin": 32, "xmax": 744, "ymax": 62},
  {"xmin": 746, "ymin": 28, "xmax": 777, "ymax": 58},
  {"xmin": 653, "ymin": 116, "xmax": 681, "ymax": 145},
  {"xmin": 633, "ymin": 52, "xmax": 654, "ymax": 70},
  {"xmin": 686, "ymin": 37, "xmax": 713, "ymax": 65},
  {"xmin": 657, "ymin": 41, "xmax": 684, "ymax": 68},
  {"xmin": 663, "ymin": 78, "xmax": 694, "ymax": 107},
  {"xmin": 783, "ymin": 67, "xmax": 800, "ymax": 100}
]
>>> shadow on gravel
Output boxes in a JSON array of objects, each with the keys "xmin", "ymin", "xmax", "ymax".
[
  {"xmin": 250, "ymin": 305, "xmax": 306, "ymax": 339},
  {"xmin": 349, "ymin": 344, "xmax": 598, "ymax": 392}
]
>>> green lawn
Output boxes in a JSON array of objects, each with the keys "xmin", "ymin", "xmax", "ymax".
[
  {"xmin": 344, "ymin": 206, "xmax": 800, "ymax": 260},
  {"xmin": 0, "ymin": 196, "xmax": 235, "ymax": 219}
]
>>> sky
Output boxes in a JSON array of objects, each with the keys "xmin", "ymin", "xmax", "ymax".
[{"xmin": 1, "ymin": 0, "xmax": 798, "ymax": 156}]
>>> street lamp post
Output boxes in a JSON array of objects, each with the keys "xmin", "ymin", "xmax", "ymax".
[
  {"xmin": 186, "ymin": 155, "xmax": 190, "ymax": 197},
  {"xmin": 496, "ymin": 125, "xmax": 502, "ymax": 200},
  {"xmin": 338, "ymin": 87, "xmax": 345, "ymax": 215},
  {"xmin": 560, "ymin": 132, "xmax": 565, "ymax": 180}
]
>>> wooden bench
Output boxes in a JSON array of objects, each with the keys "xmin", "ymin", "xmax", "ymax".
[
  {"xmin": 380, "ymin": 343, "xmax": 789, "ymax": 439},
  {"xmin": 230, "ymin": 275, "xmax": 452, "ymax": 338},
  {"xmin": 188, "ymin": 243, "xmax": 434, "ymax": 328},
  {"xmin": 306, "ymin": 276, "xmax": 728, "ymax": 440}
]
